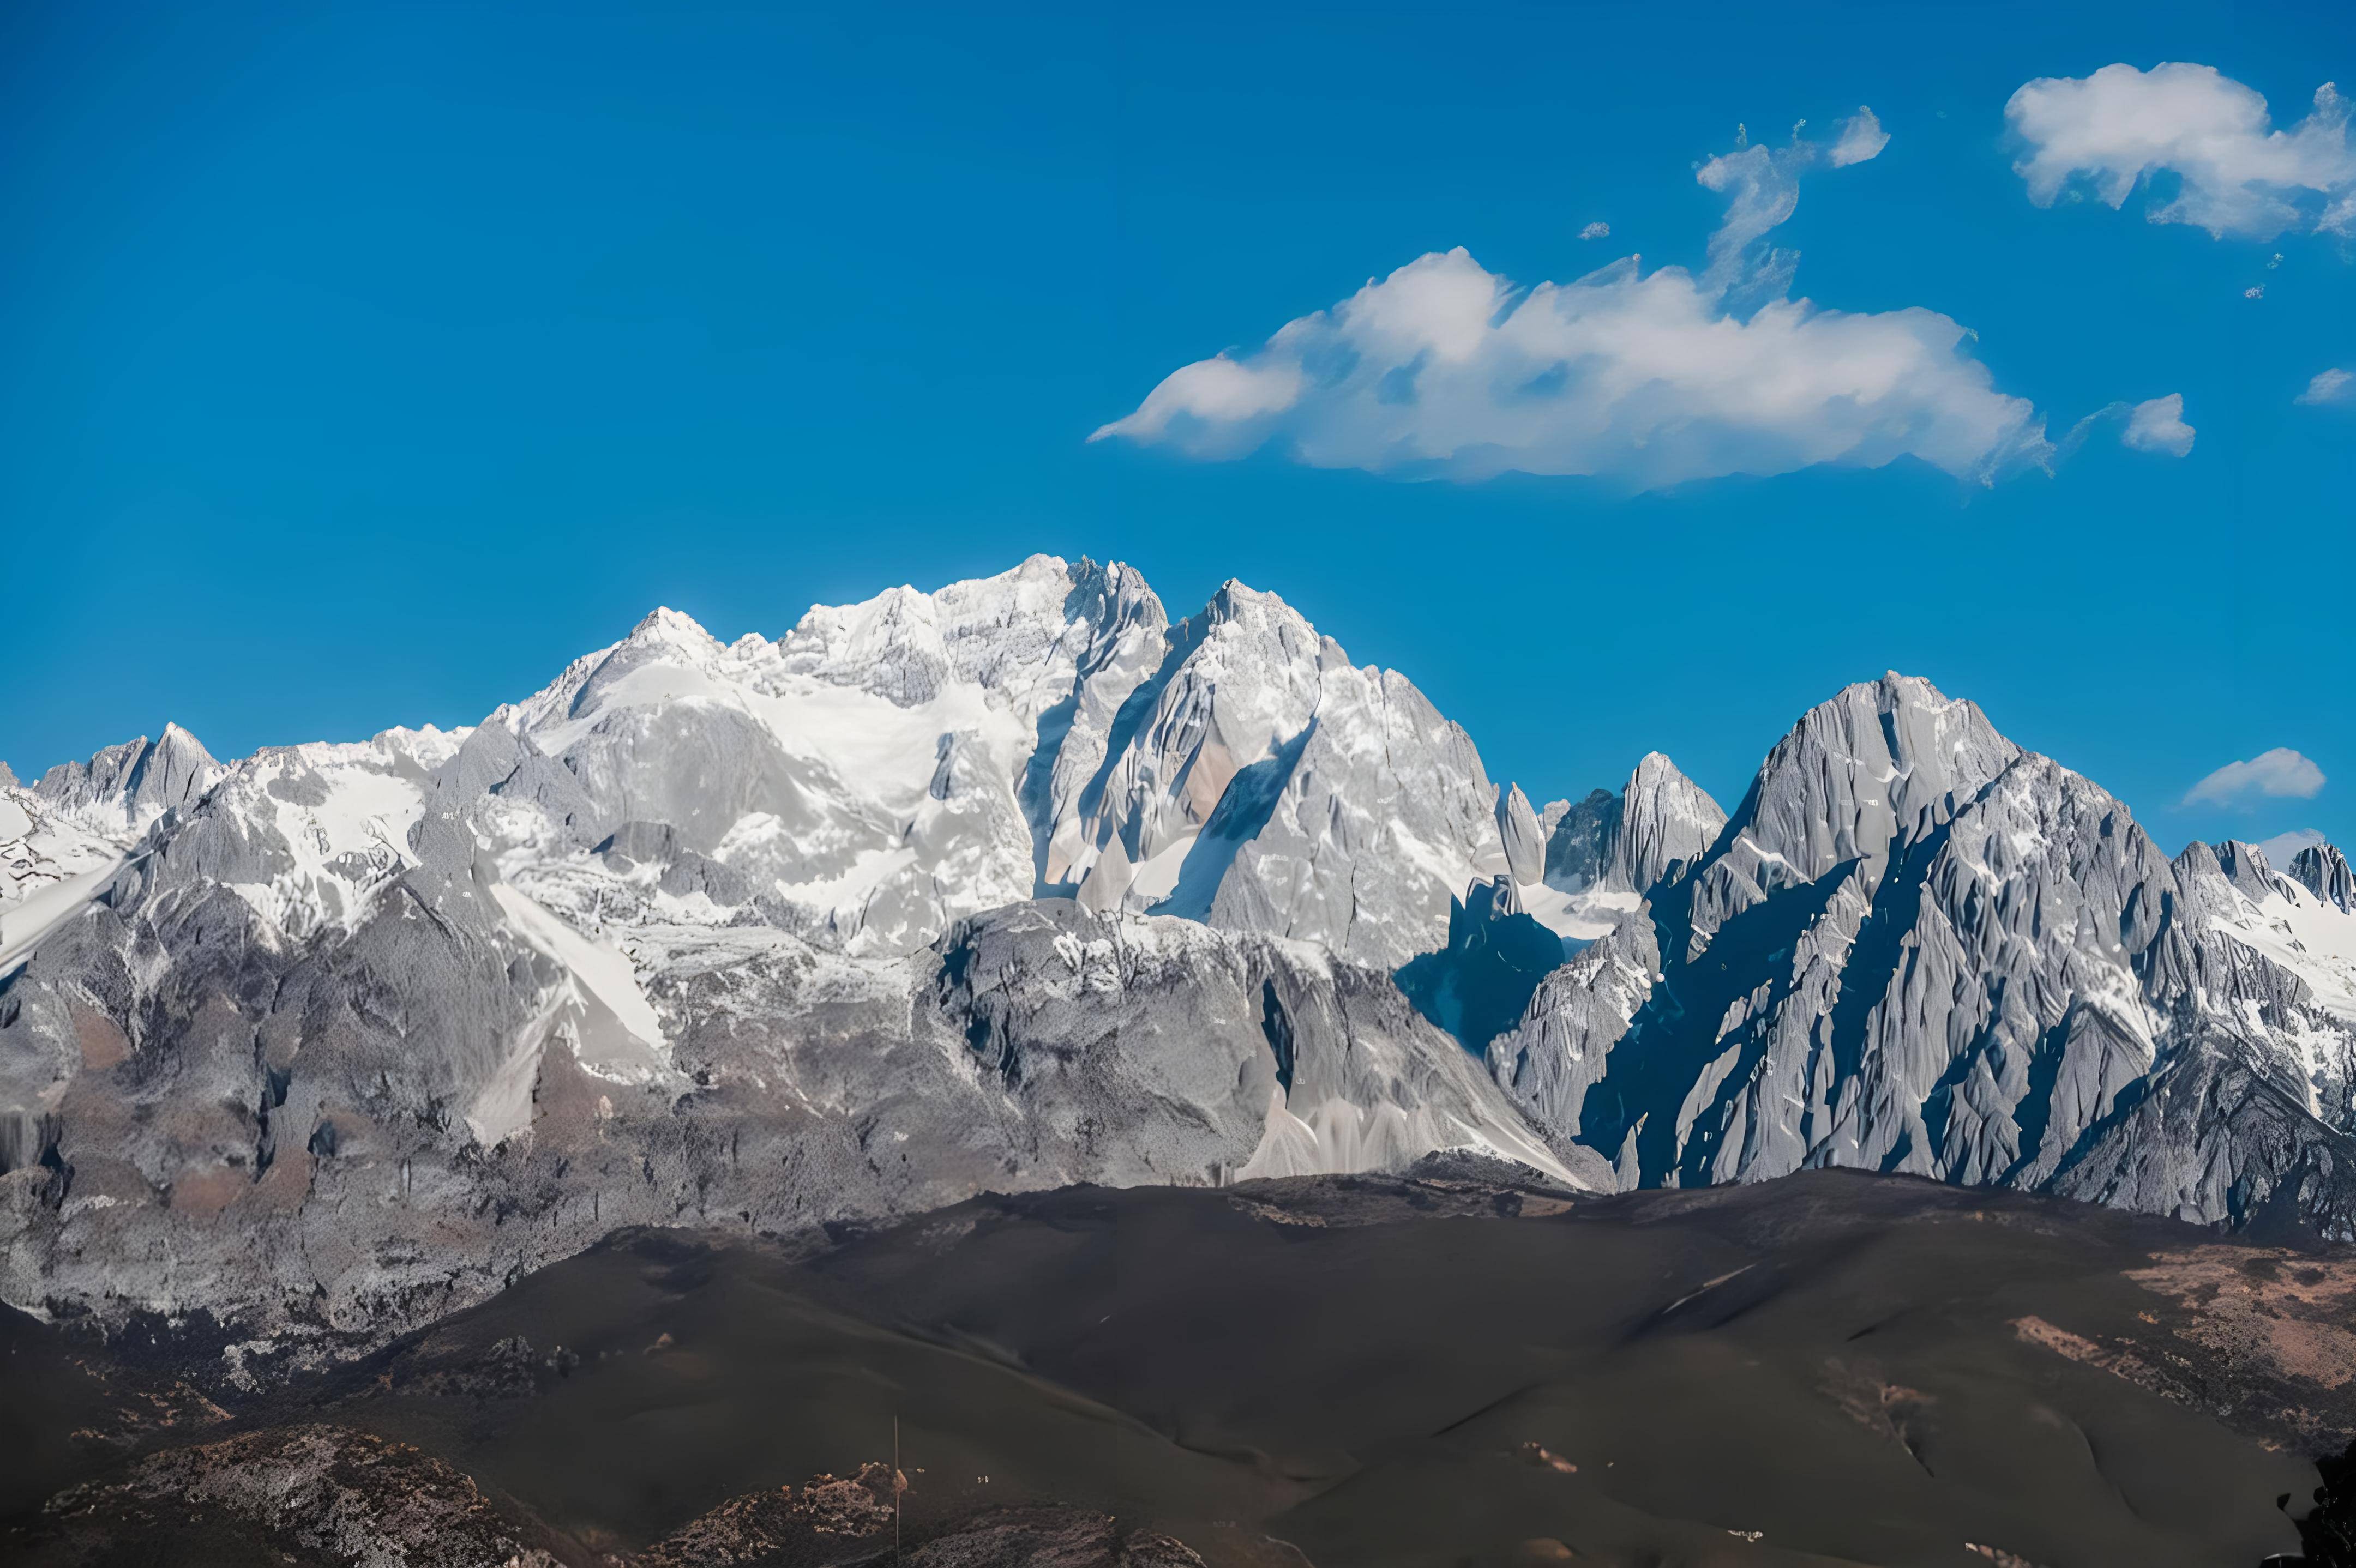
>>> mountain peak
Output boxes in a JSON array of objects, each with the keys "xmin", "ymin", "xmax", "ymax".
[
  {"xmin": 1204, "ymin": 576, "xmax": 1288, "ymax": 620},
  {"xmin": 2291, "ymin": 841, "xmax": 2356, "ymax": 912},
  {"xmin": 2213, "ymin": 838, "xmax": 2292, "ymax": 902},
  {"xmin": 32, "ymin": 726, "xmax": 223, "ymax": 833},
  {"xmin": 626, "ymin": 606, "xmax": 719, "ymax": 648},
  {"xmin": 1496, "ymin": 782, "xmax": 1544, "ymax": 885},
  {"xmin": 1616, "ymin": 753, "xmax": 1726, "ymax": 891},
  {"xmin": 1735, "ymin": 671, "xmax": 2019, "ymax": 892}
]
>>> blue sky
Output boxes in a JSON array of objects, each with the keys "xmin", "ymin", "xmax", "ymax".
[{"xmin": 4, "ymin": 0, "xmax": 2351, "ymax": 854}]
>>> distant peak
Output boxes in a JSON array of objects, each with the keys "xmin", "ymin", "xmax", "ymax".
[
  {"xmin": 154, "ymin": 722, "xmax": 220, "ymax": 767},
  {"xmin": 2209, "ymin": 839, "xmax": 2289, "ymax": 901},
  {"xmin": 1618, "ymin": 753, "xmax": 1727, "ymax": 879},
  {"xmin": 1193, "ymin": 577, "xmax": 1317, "ymax": 645},
  {"xmin": 1873, "ymin": 671, "xmax": 1957, "ymax": 707},
  {"xmin": 626, "ymin": 606, "xmax": 721, "ymax": 648},
  {"xmin": 28, "ymin": 721, "xmax": 223, "ymax": 828},
  {"xmin": 2216, "ymin": 838, "xmax": 2275, "ymax": 872},
  {"xmin": 2290, "ymin": 841, "xmax": 2355, "ymax": 911}
]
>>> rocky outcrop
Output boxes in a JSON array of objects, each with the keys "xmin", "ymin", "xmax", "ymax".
[
  {"xmin": 2295, "ymin": 844, "xmax": 2356, "ymax": 913},
  {"xmin": 637, "ymin": 1461, "xmax": 900, "ymax": 1567},
  {"xmin": 20, "ymin": 1425, "xmax": 567, "ymax": 1567}
]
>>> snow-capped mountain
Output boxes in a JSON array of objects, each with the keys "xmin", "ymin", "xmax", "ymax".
[
  {"xmin": 0, "ymin": 557, "xmax": 1585, "ymax": 1368},
  {"xmin": 376, "ymin": 555, "xmax": 1510, "ymax": 969},
  {"xmin": 4, "ymin": 560, "xmax": 2354, "ymax": 1374}
]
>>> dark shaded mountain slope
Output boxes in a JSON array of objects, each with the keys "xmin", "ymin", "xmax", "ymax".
[{"xmin": 7, "ymin": 1166, "xmax": 2350, "ymax": 1567}]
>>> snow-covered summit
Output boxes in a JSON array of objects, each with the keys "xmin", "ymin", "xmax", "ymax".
[{"xmin": 380, "ymin": 556, "xmax": 1517, "ymax": 968}]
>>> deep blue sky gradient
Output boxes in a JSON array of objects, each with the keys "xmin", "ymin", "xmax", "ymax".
[{"xmin": 4, "ymin": 0, "xmax": 2351, "ymax": 850}]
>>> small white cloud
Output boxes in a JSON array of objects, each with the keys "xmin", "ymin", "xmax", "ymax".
[
  {"xmin": 2267, "ymin": 251, "xmax": 2285, "ymax": 268},
  {"xmin": 1579, "ymin": 221, "xmax": 1611, "ymax": 240},
  {"xmin": 2007, "ymin": 63, "xmax": 2355, "ymax": 240},
  {"xmin": 1828, "ymin": 107, "xmax": 1890, "ymax": 168},
  {"xmin": 1095, "ymin": 111, "xmax": 2067, "ymax": 491},
  {"xmin": 2245, "ymin": 284, "xmax": 2266, "ymax": 299},
  {"xmin": 2185, "ymin": 747, "xmax": 2327, "ymax": 807},
  {"xmin": 1103, "ymin": 354, "xmax": 1305, "ymax": 453},
  {"xmin": 2298, "ymin": 367, "xmax": 2355, "ymax": 405},
  {"xmin": 2120, "ymin": 394, "xmax": 2196, "ymax": 456},
  {"xmin": 2258, "ymin": 827, "xmax": 2330, "ymax": 865}
]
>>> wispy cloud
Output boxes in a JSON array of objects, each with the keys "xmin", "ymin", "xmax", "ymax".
[
  {"xmin": 1092, "ymin": 111, "xmax": 2105, "ymax": 491},
  {"xmin": 2184, "ymin": 747, "xmax": 2327, "ymax": 807},
  {"xmin": 2053, "ymin": 393, "xmax": 2197, "ymax": 462},
  {"xmin": 2008, "ymin": 63, "xmax": 2355, "ymax": 240},
  {"xmin": 1828, "ymin": 107, "xmax": 1890, "ymax": 168},
  {"xmin": 2258, "ymin": 827, "xmax": 2330, "ymax": 865},
  {"xmin": 1578, "ymin": 221, "xmax": 1611, "ymax": 241},
  {"xmin": 2298, "ymin": 367, "xmax": 2355, "ymax": 406}
]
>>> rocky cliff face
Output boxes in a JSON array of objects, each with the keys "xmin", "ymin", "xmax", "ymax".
[
  {"xmin": 31, "ymin": 724, "xmax": 224, "ymax": 837},
  {"xmin": 1488, "ymin": 673, "xmax": 2356, "ymax": 1231},
  {"xmin": 4, "ymin": 568, "xmax": 2354, "ymax": 1380}
]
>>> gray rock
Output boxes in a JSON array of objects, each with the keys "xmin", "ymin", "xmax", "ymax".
[
  {"xmin": 1536, "ymin": 753, "xmax": 1724, "ymax": 899},
  {"xmin": 2293, "ymin": 843, "xmax": 2356, "ymax": 912},
  {"xmin": 32, "ymin": 723, "xmax": 223, "ymax": 835},
  {"xmin": 1541, "ymin": 788, "xmax": 1620, "ymax": 892},
  {"xmin": 1490, "ymin": 673, "xmax": 2356, "ymax": 1231},
  {"xmin": 1496, "ymin": 783, "xmax": 1546, "ymax": 886},
  {"xmin": 1613, "ymin": 751, "xmax": 1726, "ymax": 892}
]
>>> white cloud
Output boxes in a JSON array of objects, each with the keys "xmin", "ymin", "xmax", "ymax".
[
  {"xmin": 1828, "ymin": 107, "xmax": 1890, "ymax": 168},
  {"xmin": 2298, "ymin": 367, "xmax": 2355, "ymax": 405},
  {"xmin": 2121, "ymin": 393, "xmax": 2196, "ymax": 455},
  {"xmin": 2184, "ymin": 747, "xmax": 2327, "ymax": 807},
  {"xmin": 2054, "ymin": 393, "xmax": 2196, "ymax": 461},
  {"xmin": 1093, "ymin": 112, "xmax": 2094, "ymax": 490},
  {"xmin": 2007, "ymin": 63, "xmax": 2356, "ymax": 240},
  {"xmin": 1579, "ymin": 221, "xmax": 1611, "ymax": 240},
  {"xmin": 2258, "ymin": 827, "xmax": 2330, "ymax": 865}
]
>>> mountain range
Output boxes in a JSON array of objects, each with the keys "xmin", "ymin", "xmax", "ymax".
[{"xmin": 4, "ymin": 553, "xmax": 2353, "ymax": 1376}]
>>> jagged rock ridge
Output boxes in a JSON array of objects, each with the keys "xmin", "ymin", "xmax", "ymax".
[
  {"xmin": 3, "ymin": 566, "xmax": 2354, "ymax": 1385},
  {"xmin": 1489, "ymin": 673, "xmax": 2356, "ymax": 1231}
]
